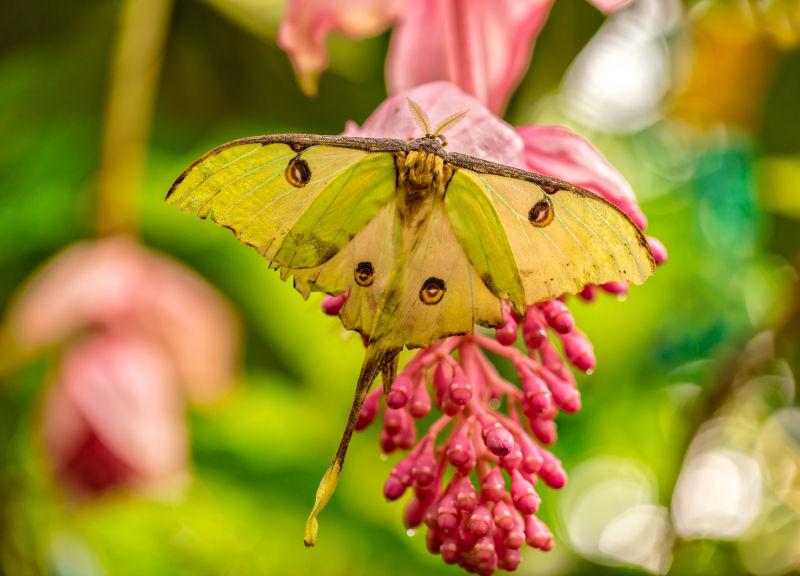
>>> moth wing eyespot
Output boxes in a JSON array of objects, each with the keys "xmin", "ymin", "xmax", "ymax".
[
  {"xmin": 528, "ymin": 197, "xmax": 554, "ymax": 227},
  {"xmin": 419, "ymin": 277, "xmax": 446, "ymax": 305},
  {"xmin": 355, "ymin": 261, "xmax": 374, "ymax": 287},
  {"xmin": 286, "ymin": 157, "xmax": 312, "ymax": 187}
]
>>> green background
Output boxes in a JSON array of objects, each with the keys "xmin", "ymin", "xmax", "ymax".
[{"xmin": 1, "ymin": 1, "xmax": 799, "ymax": 575}]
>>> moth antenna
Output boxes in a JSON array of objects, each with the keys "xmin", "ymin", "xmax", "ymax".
[
  {"xmin": 407, "ymin": 98, "xmax": 432, "ymax": 136},
  {"xmin": 433, "ymin": 109, "xmax": 469, "ymax": 136}
]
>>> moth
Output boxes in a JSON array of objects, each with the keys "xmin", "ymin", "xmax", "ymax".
[{"xmin": 166, "ymin": 100, "xmax": 655, "ymax": 545}]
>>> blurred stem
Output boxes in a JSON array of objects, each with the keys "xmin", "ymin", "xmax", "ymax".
[{"xmin": 96, "ymin": 0, "xmax": 173, "ymax": 236}]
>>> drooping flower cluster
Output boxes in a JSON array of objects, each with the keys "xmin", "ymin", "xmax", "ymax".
[
  {"xmin": 321, "ymin": 82, "xmax": 666, "ymax": 575},
  {"xmin": 324, "ymin": 285, "xmax": 659, "ymax": 574},
  {"xmin": 362, "ymin": 306, "xmax": 581, "ymax": 573},
  {"xmin": 0, "ymin": 236, "xmax": 240, "ymax": 497}
]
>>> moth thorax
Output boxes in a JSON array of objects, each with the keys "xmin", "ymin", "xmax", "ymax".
[{"xmin": 404, "ymin": 151, "xmax": 444, "ymax": 191}]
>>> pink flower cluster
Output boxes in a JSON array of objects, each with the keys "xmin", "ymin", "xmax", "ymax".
[
  {"xmin": 0, "ymin": 237, "xmax": 239, "ymax": 497},
  {"xmin": 324, "ymin": 287, "xmax": 642, "ymax": 574}
]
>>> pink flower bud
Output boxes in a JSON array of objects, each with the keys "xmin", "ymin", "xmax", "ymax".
[
  {"xmin": 386, "ymin": 372, "xmax": 413, "ymax": 408},
  {"xmin": 424, "ymin": 507, "xmax": 437, "ymax": 528},
  {"xmin": 560, "ymin": 330, "xmax": 596, "ymax": 373},
  {"xmin": 476, "ymin": 557, "xmax": 498, "ymax": 576},
  {"xmin": 539, "ymin": 449, "xmax": 567, "ymax": 489},
  {"xmin": 441, "ymin": 396, "xmax": 462, "ymax": 416},
  {"xmin": 500, "ymin": 442, "xmax": 523, "ymax": 469},
  {"xmin": 384, "ymin": 453, "xmax": 415, "ymax": 501},
  {"xmin": 409, "ymin": 378, "xmax": 431, "ymax": 418},
  {"xmin": 492, "ymin": 500, "xmax": 516, "ymax": 531},
  {"xmin": 321, "ymin": 293, "xmax": 347, "ymax": 315},
  {"xmin": 579, "ymin": 284, "xmax": 597, "ymax": 302},
  {"xmin": 518, "ymin": 434, "xmax": 543, "ymax": 474},
  {"xmin": 394, "ymin": 417, "xmax": 417, "ymax": 450},
  {"xmin": 459, "ymin": 528, "xmax": 478, "ymax": 553},
  {"xmin": 467, "ymin": 505, "xmax": 493, "ymax": 536},
  {"xmin": 530, "ymin": 418, "xmax": 557, "ymax": 445},
  {"xmin": 495, "ymin": 304, "xmax": 518, "ymax": 346},
  {"xmin": 440, "ymin": 537, "xmax": 460, "ymax": 564},
  {"xmin": 498, "ymin": 545, "xmax": 522, "ymax": 570},
  {"xmin": 525, "ymin": 515, "xmax": 554, "ymax": 551},
  {"xmin": 480, "ymin": 420, "xmax": 515, "ymax": 457},
  {"xmin": 448, "ymin": 367, "xmax": 472, "ymax": 405},
  {"xmin": 384, "ymin": 406, "xmax": 406, "ymax": 436},
  {"xmin": 481, "ymin": 467, "xmax": 505, "ymax": 502},
  {"xmin": 540, "ymin": 369, "xmax": 581, "ymax": 413},
  {"xmin": 647, "ymin": 235, "xmax": 668, "ymax": 265},
  {"xmin": 473, "ymin": 535, "xmax": 496, "ymax": 564},
  {"xmin": 433, "ymin": 361, "xmax": 453, "ymax": 406},
  {"xmin": 436, "ymin": 492, "xmax": 459, "ymax": 532},
  {"xmin": 446, "ymin": 424, "xmax": 476, "ymax": 473},
  {"xmin": 522, "ymin": 307, "xmax": 547, "ymax": 349},
  {"xmin": 453, "ymin": 475, "xmax": 478, "ymax": 511},
  {"xmin": 601, "ymin": 281, "xmax": 628, "ymax": 296},
  {"xmin": 380, "ymin": 429, "xmax": 397, "ymax": 454},
  {"xmin": 426, "ymin": 529, "xmax": 442, "ymax": 554},
  {"xmin": 355, "ymin": 388, "xmax": 381, "ymax": 430},
  {"xmin": 412, "ymin": 443, "xmax": 437, "ymax": 488},
  {"xmin": 404, "ymin": 496, "xmax": 429, "ymax": 529},
  {"xmin": 511, "ymin": 469, "xmax": 540, "ymax": 514},
  {"xmin": 540, "ymin": 300, "xmax": 574, "ymax": 334},
  {"xmin": 504, "ymin": 520, "xmax": 526, "ymax": 550},
  {"xmin": 538, "ymin": 339, "xmax": 565, "ymax": 373},
  {"xmin": 383, "ymin": 475, "xmax": 406, "ymax": 501},
  {"xmin": 519, "ymin": 369, "xmax": 552, "ymax": 415}
]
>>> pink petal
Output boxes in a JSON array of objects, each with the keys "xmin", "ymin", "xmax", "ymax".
[
  {"xmin": 6, "ymin": 237, "xmax": 146, "ymax": 349},
  {"xmin": 387, "ymin": 0, "xmax": 553, "ymax": 114},
  {"xmin": 277, "ymin": 0, "xmax": 405, "ymax": 95},
  {"xmin": 5, "ymin": 237, "xmax": 239, "ymax": 401},
  {"xmin": 56, "ymin": 331, "xmax": 186, "ymax": 481},
  {"xmin": 589, "ymin": 0, "xmax": 633, "ymax": 14},
  {"xmin": 143, "ymin": 251, "xmax": 240, "ymax": 403},
  {"xmin": 348, "ymin": 81, "xmax": 525, "ymax": 167},
  {"xmin": 516, "ymin": 125, "xmax": 648, "ymax": 229}
]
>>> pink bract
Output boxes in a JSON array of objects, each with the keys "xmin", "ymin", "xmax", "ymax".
[
  {"xmin": 278, "ymin": 0, "xmax": 634, "ymax": 112},
  {"xmin": 277, "ymin": 0, "xmax": 405, "ymax": 96}
]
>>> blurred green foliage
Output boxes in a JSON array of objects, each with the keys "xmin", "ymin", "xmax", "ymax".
[{"xmin": 1, "ymin": 1, "xmax": 799, "ymax": 575}]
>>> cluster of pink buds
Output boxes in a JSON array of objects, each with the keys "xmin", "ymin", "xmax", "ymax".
[{"xmin": 322, "ymin": 275, "xmax": 670, "ymax": 576}]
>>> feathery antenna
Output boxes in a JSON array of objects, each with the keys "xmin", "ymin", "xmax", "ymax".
[
  {"xmin": 433, "ymin": 109, "xmax": 469, "ymax": 136},
  {"xmin": 407, "ymin": 98, "xmax": 432, "ymax": 135}
]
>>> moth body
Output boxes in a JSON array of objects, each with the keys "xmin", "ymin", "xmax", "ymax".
[{"xmin": 394, "ymin": 139, "xmax": 454, "ymax": 240}]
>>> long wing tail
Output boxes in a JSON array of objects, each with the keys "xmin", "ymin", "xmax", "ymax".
[{"xmin": 303, "ymin": 344, "xmax": 399, "ymax": 547}]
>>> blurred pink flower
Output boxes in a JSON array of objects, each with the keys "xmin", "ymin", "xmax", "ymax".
[
  {"xmin": 322, "ymin": 81, "xmax": 663, "ymax": 575},
  {"xmin": 2, "ymin": 236, "xmax": 239, "ymax": 496},
  {"xmin": 278, "ymin": 0, "xmax": 633, "ymax": 112}
]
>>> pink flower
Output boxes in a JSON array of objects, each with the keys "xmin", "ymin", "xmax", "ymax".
[
  {"xmin": 278, "ymin": 0, "xmax": 633, "ymax": 112},
  {"xmin": 1, "ymin": 236, "xmax": 239, "ymax": 496},
  {"xmin": 321, "ymin": 82, "xmax": 664, "ymax": 575}
]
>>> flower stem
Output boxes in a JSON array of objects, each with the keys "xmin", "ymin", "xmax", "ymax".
[{"xmin": 97, "ymin": 0, "xmax": 173, "ymax": 236}]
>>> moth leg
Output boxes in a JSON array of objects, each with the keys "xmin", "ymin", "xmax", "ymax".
[{"xmin": 304, "ymin": 346, "xmax": 399, "ymax": 547}]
